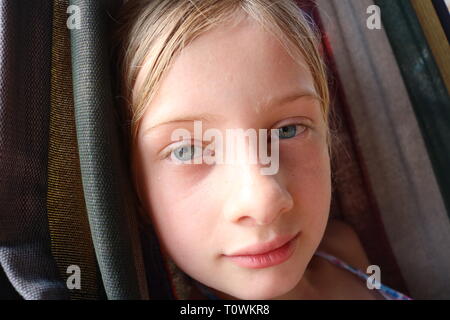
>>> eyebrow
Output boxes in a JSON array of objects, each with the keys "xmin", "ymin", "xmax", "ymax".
[
  {"xmin": 143, "ymin": 90, "xmax": 319, "ymax": 136},
  {"xmin": 143, "ymin": 113, "xmax": 223, "ymax": 136},
  {"xmin": 255, "ymin": 90, "xmax": 320, "ymax": 115}
]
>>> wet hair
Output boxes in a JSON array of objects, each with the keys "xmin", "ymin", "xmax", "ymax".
[{"xmin": 114, "ymin": 0, "xmax": 329, "ymax": 147}]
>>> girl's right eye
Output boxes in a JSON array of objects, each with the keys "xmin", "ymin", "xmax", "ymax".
[{"xmin": 170, "ymin": 144, "xmax": 203, "ymax": 162}]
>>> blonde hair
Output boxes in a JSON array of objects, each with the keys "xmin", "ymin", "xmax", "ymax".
[{"xmin": 114, "ymin": 0, "xmax": 330, "ymax": 146}]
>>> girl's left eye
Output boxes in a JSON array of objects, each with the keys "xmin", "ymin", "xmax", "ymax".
[{"xmin": 276, "ymin": 124, "xmax": 307, "ymax": 139}]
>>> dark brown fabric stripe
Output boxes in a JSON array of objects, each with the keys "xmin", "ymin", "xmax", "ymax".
[{"xmin": 47, "ymin": 0, "xmax": 100, "ymax": 300}]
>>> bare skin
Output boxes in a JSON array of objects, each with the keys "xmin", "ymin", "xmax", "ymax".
[
  {"xmin": 189, "ymin": 219, "xmax": 386, "ymax": 300},
  {"xmin": 301, "ymin": 219, "xmax": 386, "ymax": 300}
]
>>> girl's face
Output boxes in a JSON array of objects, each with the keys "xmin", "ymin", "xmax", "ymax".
[{"xmin": 132, "ymin": 16, "xmax": 331, "ymax": 300}]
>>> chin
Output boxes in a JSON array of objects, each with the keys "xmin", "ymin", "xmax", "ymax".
[
  {"xmin": 231, "ymin": 283, "xmax": 297, "ymax": 300},
  {"xmin": 228, "ymin": 270, "xmax": 302, "ymax": 300}
]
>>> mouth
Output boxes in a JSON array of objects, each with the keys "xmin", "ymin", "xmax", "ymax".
[{"xmin": 224, "ymin": 232, "xmax": 300, "ymax": 269}]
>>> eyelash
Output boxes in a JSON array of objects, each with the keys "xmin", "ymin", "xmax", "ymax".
[
  {"xmin": 161, "ymin": 140, "xmax": 204, "ymax": 160},
  {"xmin": 272, "ymin": 123, "xmax": 309, "ymax": 140},
  {"xmin": 162, "ymin": 122, "xmax": 311, "ymax": 161}
]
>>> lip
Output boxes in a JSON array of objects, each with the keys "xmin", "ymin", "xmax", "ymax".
[{"xmin": 224, "ymin": 232, "xmax": 300, "ymax": 269}]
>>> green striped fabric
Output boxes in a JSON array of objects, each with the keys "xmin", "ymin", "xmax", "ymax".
[
  {"xmin": 69, "ymin": 0, "xmax": 148, "ymax": 300},
  {"xmin": 376, "ymin": 0, "xmax": 450, "ymax": 218}
]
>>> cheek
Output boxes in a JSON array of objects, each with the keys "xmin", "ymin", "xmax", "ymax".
[
  {"xmin": 281, "ymin": 135, "xmax": 331, "ymax": 222},
  {"xmin": 280, "ymin": 138, "xmax": 331, "ymax": 254},
  {"xmin": 142, "ymin": 161, "xmax": 218, "ymax": 258}
]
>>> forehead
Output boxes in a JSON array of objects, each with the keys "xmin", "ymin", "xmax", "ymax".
[{"xmin": 138, "ymin": 14, "xmax": 317, "ymax": 131}]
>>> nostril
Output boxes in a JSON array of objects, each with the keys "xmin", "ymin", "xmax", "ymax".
[{"xmin": 222, "ymin": 163, "xmax": 293, "ymax": 225}]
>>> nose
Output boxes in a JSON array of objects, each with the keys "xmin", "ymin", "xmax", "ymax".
[{"xmin": 222, "ymin": 162, "xmax": 294, "ymax": 227}]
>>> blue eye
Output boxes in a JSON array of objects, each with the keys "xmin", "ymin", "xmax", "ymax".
[
  {"xmin": 171, "ymin": 144, "xmax": 202, "ymax": 162},
  {"xmin": 277, "ymin": 124, "xmax": 303, "ymax": 139}
]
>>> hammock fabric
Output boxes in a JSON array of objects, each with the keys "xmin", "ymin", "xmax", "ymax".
[
  {"xmin": 316, "ymin": 0, "xmax": 450, "ymax": 299},
  {"xmin": 0, "ymin": 0, "xmax": 69, "ymax": 300}
]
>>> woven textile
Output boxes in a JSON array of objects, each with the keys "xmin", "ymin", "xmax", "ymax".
[
  {"xmin": 69, "ymin": 0, "xmax": 148, "ymax": 300},
  {"xmin": 0, "ymin": 0, "xmax": 69, "ymax": 299},
  {"xmin": 300, "ymin": 0, "xmax": 409, "ymax": 295},
  {"xmin": 376, "ymin": 0, "xmax": 450, "ymax": 218},
  {"xmin": 318, "ymin": 0, "xmax": 450, "ymax": 299},
  {"xmin": 47, "ymin": 0, "xmax": 102, "ymax": 300}
]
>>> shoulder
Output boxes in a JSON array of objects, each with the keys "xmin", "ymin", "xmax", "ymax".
[{"xmin": 316, "ymin": 219, "xmax": 372, "ymax": 272}]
